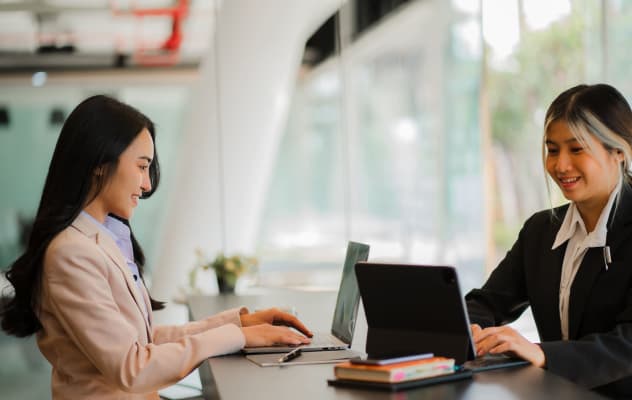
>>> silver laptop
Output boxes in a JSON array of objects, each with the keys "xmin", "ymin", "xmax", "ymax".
[{"xmin": 242, "ymin": 241, "xmax": 370, "ymax": 354}]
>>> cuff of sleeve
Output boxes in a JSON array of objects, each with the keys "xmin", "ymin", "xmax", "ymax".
[
  {"xmin": 197, "ymin": 323, "xmax": 246, "ymax": 357},
  {"xmin": 208, "ymin": 307, "xmax": 247, "ymax": 328}
]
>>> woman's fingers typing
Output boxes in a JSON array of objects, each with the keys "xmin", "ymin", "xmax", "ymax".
[
  {"xmin": 241, "ymin": 324, "xmax": 312, "ymax": 348},
  {"xmin": 471, "ymin": 325, "xmax": 545, "ymax": 367},
  {"xmin": 241, "ymin": 308, "xmax": 313, "ymax": 337},
  {"xmin": 272, "ymin": 312, "xmax": 313, "ymax": 337}
]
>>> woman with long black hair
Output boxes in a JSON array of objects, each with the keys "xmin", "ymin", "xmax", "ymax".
[{"xmin": 1, "ymin": 95, "xmax": 312, "ymax": 399}]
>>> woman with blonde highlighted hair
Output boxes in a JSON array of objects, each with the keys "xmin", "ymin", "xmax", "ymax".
[{"xmin": 467, "ymin": 84, "xmax": 632, "ymax": 398}]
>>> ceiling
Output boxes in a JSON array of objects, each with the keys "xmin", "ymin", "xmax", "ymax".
[
  {"xmin": 0, "ymin": 0, "xmax": 415, "ymax": 74},
  {"xmin": 0, "ymin": 0, "xmax": 216, "ymax": 71}
]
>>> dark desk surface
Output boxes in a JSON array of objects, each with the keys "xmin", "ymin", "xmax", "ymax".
[{"xmin": 188, "ymin": 290, "xmax": 607, "ymax": 400}]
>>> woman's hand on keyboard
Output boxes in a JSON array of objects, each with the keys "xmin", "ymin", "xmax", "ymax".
[
  {"xmin": 471, "ymin": 324, "xmax": 546, "ymax": 368},
  {"xmin": 241, "ymin": 324, "xmax": 312, "ymax": 347},
  {"xmin": 241, "ymin": 308, "xmax": 313, "ymax": 337}
]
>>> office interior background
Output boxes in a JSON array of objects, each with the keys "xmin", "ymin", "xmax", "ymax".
[{"xmin": 0, "ymin": 0, "xmax": 631, "ymax": 398}]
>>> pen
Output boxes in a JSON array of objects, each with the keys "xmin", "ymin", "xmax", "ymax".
[{"xmin": 278, "ymin": 347, "xmax": 303, "ymax": 363}]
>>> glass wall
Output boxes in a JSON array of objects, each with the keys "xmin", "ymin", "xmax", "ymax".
[
  {"xmin": 257, "ymin": 0, "xmax": 632, "ymax": 293},
  {"xmin": 607, "ymin": 1, "xmax": 632, "ymax": 95},
  {"xmin": 257, "ymin": 0, "xmax": 485, "ymax": 291},
  {"xmin": 482, "ymin": 0, "xmax": 616, "ymax": 265}
]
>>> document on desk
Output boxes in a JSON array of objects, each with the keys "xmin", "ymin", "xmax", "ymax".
[{"xmin": 247, "ymin": 349, "xmax": 361, "ymax": 367}]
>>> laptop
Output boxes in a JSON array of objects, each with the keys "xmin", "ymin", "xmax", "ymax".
[
  {"xmin": 242, "ymin": 241, "xmax": 370, "ymax": 354},
  {"xmin": 354, "ymin": 262, "xmax": 529, "ymax": 372}
]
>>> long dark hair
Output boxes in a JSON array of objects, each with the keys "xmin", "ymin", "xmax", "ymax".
[{"xmin": 1, "ymin": 95, "xmax": 164, "ymax": 337}]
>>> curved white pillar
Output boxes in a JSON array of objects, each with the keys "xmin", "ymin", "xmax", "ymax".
[{"xmin": 151, "ymin": 0, "xmax": 340, "ymax": 305}]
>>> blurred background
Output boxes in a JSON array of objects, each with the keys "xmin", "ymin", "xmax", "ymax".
[{"xmin": 0, "ymin": 0, "xmax": 631, "ymax": 398}]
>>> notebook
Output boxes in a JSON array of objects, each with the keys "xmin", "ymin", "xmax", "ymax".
[
  {"xmin": 242, "ymin": 241, "xmax": 370, "ymax": 354},
  {"xmin": 354, "ymin": 262, "xmax": 530, "ymax": 372}
]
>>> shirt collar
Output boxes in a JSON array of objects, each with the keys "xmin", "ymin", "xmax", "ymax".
[
  {"xmin": 80, "ymin": 211, "xmax": 115, "ymax": 239},
  {"xmin": 80, "ymin": 211, "xmax": 133, "ymax": 260},
  {"xmin": 552, "ymin": 203, "xmax": 584, "ymax": 249},
  {"xmin": 102, "ymin": 215, "xmax": 131, "ymax": 243},
  {"xmin": 552, "ymin": 183, "xmax": 621, "ymax": 249}
]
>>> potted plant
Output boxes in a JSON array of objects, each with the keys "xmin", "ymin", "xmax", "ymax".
[{"xmin": 190, "ymin": 251, "xmax": 258, "ymax": 294}]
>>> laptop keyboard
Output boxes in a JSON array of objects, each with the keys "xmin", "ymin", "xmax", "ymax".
[
  {"xmin": 304, "ymin": 332, "xmax": 344, "ymax": 349},
  {"xmin": 462, "ymin": 354, "xmax": 530, "ymax": 372}
]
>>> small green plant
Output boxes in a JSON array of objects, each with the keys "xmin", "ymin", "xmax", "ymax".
[{"xmin": 190, "ymin": 250, "xmax": 258, "ymax": 293}]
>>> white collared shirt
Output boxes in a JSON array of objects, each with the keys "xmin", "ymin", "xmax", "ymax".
[{"xmin": 552, "ymin": 185, "xmax": 620, "ymax": 340}]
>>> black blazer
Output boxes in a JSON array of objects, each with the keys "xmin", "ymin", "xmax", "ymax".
[{"xmin": 466, "ymin": 186, "xmax": 632, "ymax": 399}]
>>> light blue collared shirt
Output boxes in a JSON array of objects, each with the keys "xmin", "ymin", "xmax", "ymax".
[{"xmin": 81, "ymin": 211, "xmax": 148, "ymax": 319}]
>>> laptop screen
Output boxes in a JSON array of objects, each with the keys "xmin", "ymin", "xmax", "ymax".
[{"xmin": 330, "ymin": 241, "xmax": 370, "ymax": 345}]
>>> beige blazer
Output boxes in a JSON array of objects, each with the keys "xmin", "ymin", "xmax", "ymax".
[{"xmin": 37, "ymin": 213, "xmax": 246, "ymax": 399}]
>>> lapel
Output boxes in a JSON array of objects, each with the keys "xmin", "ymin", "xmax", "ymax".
[
  {"xmin": 568, "ymin": 187, "xmax": 632, "ymax": 339},
  {"xmin": 605, "ymin": 186, "xmax": 632, "ymax": 258},
  {"xmin": 139, "ymin": 279, "xmax": 154, "ymax": 328},
  {"xmin": 568, "ymin": 247, "xmax": 603, "ymax": 338},
  {"xmin": 72, "ymin": 213, "xmax": 153, "ymax": 341},
  {"xmin": 540, "ymin": 211, "xmax": 566, "ymax": 340}
]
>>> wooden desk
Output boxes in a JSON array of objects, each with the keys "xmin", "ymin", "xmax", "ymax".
[{"xmin": 188, "ymin": 291, "xmax": 606, "ymax": 400}]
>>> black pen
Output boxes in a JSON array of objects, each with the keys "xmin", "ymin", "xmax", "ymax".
[{"xmin": 278, "ymin": 347, "xmax": 302, "ymax": 363}]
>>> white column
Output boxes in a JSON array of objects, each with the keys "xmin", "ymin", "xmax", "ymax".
[{"xmin": 151, "ymin": 0, "xmax": 340, "ymax": 307}]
